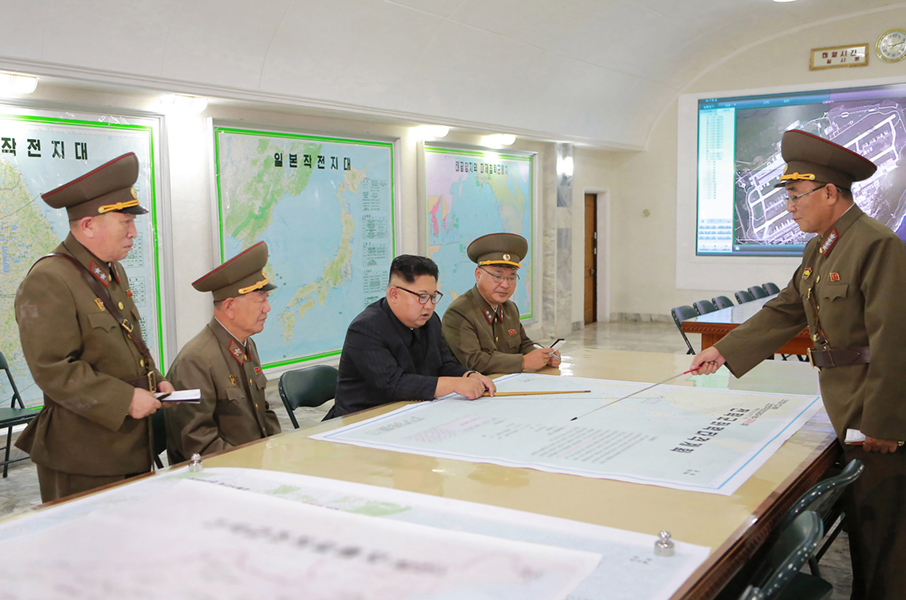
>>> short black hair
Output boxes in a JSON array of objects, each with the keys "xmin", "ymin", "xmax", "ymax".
[{"xmin": 389, "ymin": 254, "xmax": 438, "ymax": 284}]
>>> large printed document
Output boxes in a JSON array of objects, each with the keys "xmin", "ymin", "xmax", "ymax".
[
  {"xmin": 312, "ymin": 374, "xmax": 823, "ymax": 495},
  {"xmin": 0, "ymin": 468, "xmax": 710, "ymax": 600},
  {"xmin": 0, "ymin": 478, "xmax": 597, "ymax": 600}
]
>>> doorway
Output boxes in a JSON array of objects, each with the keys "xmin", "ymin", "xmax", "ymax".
[{"xmin": 584, "ymin": 193, "xmax": 597, "ymax": 324}]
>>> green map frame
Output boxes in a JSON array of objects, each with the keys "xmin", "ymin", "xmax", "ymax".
[
  {"xmin": 0, "ymin": 109, "xmax": 167, "ymax": 407},
  {"xmin": 423, "ymin": 144, "xmax": 535, "ymax": 320},
  {"xmin": 211, "ymin": 125, "xmax": 397, "ymax": 369}
]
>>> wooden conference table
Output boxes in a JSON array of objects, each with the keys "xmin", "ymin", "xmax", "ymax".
[
  {"xmin": 682, "ymin": 295, "xmax": 813, "ymax": 355},
  {"xmin": 202, "ymin": 348, "xmax": 832, "ymax": 600},
  {"xmin": 27, "ymin": 348, "xmax": 834, "ymax": 600}
]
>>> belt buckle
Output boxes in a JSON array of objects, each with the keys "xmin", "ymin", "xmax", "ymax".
[{"xmin": 807, "ymin": 347, "xmax": 821, "ymax": 372}]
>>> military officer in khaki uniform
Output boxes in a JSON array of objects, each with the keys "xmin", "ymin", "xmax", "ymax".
[
  {"xmin": 15, "ymin": 153, "xmax": 173, "ymax": 503},
  {"xmin": 442, "ymin": 233, "xmax": 560, "ymax": 373},
  {"xmin": 165, "ymin": 242, "xmax": 281, "ymax": 463},
  {"xmin": 691, "ymin": 130, "xmax": 906, "ymax": 599}
]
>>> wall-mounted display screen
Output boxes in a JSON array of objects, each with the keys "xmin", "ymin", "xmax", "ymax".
[{"xmin": 696, "ymin": 83, "xmax": 906, "ymax": 256}]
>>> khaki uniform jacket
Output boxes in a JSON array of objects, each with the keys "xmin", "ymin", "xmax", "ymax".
[
  {"xmin": 165, "ymin": 318, "xmax": 280, "ymax": 464},
  {"xmin": 15, "ymin": 234, "xmax": 164, "ymax": 476},
  {"xmin": 715, "ymin": 205, "xmax": 906, "ymax": 441},
  {"xmin": 442, "ymin": 286, "xmax": 535, "ymax": 374}
]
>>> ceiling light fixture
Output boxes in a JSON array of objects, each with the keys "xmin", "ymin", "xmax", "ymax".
[
  {"xmin": 0, "ymin": 72, "xmax": 38, "ymax": 96},
  {"xmin": 158, "ymin": 93, "xmax": 208, "ymax": 114},
  {"xmin": 414, "ymin": 125, "xmax": 450, "ymax": 140},
  {"xmin": 481, "ymin": 133, "xmax": 517, "ymax": 148}
]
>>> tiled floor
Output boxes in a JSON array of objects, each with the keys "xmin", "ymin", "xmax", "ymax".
[{"xmin": 0, "ymin": 321, "xmax": 852, "ymax": 599}]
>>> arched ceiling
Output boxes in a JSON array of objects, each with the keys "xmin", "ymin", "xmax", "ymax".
[{"xmin": 0, "ymin": 0, "xmax": 901, "ymax": 149}]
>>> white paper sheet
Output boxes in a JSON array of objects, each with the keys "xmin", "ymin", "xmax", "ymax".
[
  {"xmin": 0, "ymin": 467, "xmax": 711, "ymax": 600},
  {"xmin": 312, "ymin": 373, "xmax": 823, "ymax": 495},
  {"xmin": 0, "ymin": 479, "xmax": 600, "ymax": 600}
]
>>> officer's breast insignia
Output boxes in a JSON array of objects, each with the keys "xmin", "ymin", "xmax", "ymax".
[
  {"xmin": 820, "ymin": 228, "xmax": 839, "ymax": 257},
  {"xmin": 229, "ymin": 375, "xmax": 236, "ymax": 386},
  {"xmin": 228, "ymin": 340, "xmax": 246, "ymax": 365},
  {"xmin": 830, "ymin": 272, "xmax": 841, "ymax": 282},
  {"xmin": 254, "ymin": 366, "xmax": 262, "ymax": 375},
  {"xmin": 126, "ymin": 289, "xmax": 133, "ymax": 298},
  {"xmin": 94, "ymin": 298, "xmax": 105, "ymax": 311},
  {"xmin": 89, "ymin": 261, "xmax": 110, "ymax": 287},
  {"xmin": 508, "ymin": 329, "xmax": 516, "ymax": 336},
  {"xmin": 802, "ymin": 267, "xmax": 812, "ymax": 280}
]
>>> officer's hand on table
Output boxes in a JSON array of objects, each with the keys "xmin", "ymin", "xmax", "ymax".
[
  {"xmin": 690, "ymin": 346, "xmax": 726, "ymax": 375},
  {"xmin": 863, "ymin": 436, "xmax": 901, "ymax": 453},
  {"xmin": 522, "ymin": 348, "xmax": 553, "ymax": 371},
  {"xmin": 129, "ymin": 387, "xmax": 162, "ymax": 419}
]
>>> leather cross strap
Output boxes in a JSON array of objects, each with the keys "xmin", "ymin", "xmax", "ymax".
[{"xmin": 37, "ymin": 253, "xmax": 153, "ymax": 365}]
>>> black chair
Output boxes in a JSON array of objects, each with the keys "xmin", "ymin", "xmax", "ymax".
[
  {"xmin": 151, "ymin": 409, "xmax": 167, "ymax": 469},
  {"xmin": 748, "ymin": 285, "xmax": 769, "ymax": 299},
  {"xmin": 278, "ymin": 365, "xmax": 338, "ymax": 429},
  {"xmin": 739, "ymin": 511, "xmax": 832, "ymax": 600},
  {"xmin": 735, "ymin": 290, "xmax": 755, "ymax": 304},
  {"xmin": 670, "ymin": 305, "xmax": 699, "ymax": 355},
  {"xmin": 775, "ymin": 459, "xmax": 864, "ymax": 577},
  {"xmin": 693, "ymin": 299, "xmax": 717, "ymax": 316},
  {"xmin": 762, "ymin": 282, "xmax": 781, "ymax": 295},
  {"xmin": 0, "ymin": 350, "xmax": 38, "ymax": 478},
  {"xmin": 712, "ymin": 295, "xmax": 735, "ymax": 310}
]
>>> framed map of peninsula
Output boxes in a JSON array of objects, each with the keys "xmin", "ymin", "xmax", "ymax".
[
  {"xmin": 211, "ymin": 125, "xmax": 397, "ymax": 369},
  {"xmin": 0, "ymin": 106, "xmax": 168, "ymax": 407},
  {"xmin": 423, "ymin": 144, "xmax": 535, "ymax": 319}
]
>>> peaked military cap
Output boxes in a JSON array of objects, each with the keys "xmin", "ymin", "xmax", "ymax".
[
  {"xmin": 42, "ymin": 152, "xmax": 149, "ymax": 220},
  {"xmin": 467, "ymin": 233, "xmax": 528, "ymax": 268},
  {"xmin": 775, "ymin": 130, "xmax": 877, "ymax": 191},
  {"xmin": 193, "ymin": 241, "xmax": 277, "ymax": 301}
]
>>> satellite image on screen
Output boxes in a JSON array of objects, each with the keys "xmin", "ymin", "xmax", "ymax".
[{"xmin": 734, "ymin": 98, "xmax": 906, "ymax": 249}]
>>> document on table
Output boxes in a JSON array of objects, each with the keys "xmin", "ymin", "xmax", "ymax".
[
  {"xmin": 312, "ymin": 373, "xmax": 823, "ymax": 495},
  {"xmin": 0, "ymin": 468, "xmax": 710, "ymax": 600}
]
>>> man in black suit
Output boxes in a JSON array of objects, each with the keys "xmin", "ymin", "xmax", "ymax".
[{"xmin": 325, "ymin": 255, "xmax": 496, "ymax": 419}]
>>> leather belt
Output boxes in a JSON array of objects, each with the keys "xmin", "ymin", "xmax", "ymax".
[{"xmin": 807, "ymin": 346, "xmax": 870, "ymax": 369}]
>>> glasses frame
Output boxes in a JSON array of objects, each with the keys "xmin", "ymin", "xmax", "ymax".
[
  {"xmin": 479, "ymin": 266, "xmax": 520, "ymax": 285},
  {"xmin": 783, "ymin": 184, "xmax": 826, "ymax": 206},
  {"xmin": 395, "ymin": 285, "xmax": 443, "ymax": 305}
]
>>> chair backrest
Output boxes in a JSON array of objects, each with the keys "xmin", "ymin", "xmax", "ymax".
[
  {"xmin": 693, "ymin": 300, "xmax": 717, "ymax": 316},
  {"xmin": 0, "ymin": 350, "xmax": 25, "ymax": 410},
  {"xmin": 279, "ymin": 365, "xmax": 339, "ymax": 428},
  {"xmin": 748, "ymin": 285, "xmax": 768, "ymax": 299},
  {"xmin": 735, "ymin": 290, "xmax": 755, "ymax": 304},
  {"xmin": 712, "ymin": 295, "xmax": 735, "ymax": 310},
  {"xmin": 762, "ymin": 282, "xmax": 780, "ymax": 295},
  {"xmin": 747, "ymin": 511, "xmax": 823, "ymax": 600},
  {"xmin": 776, "ymin": 459, "xmax": 864, "ymax": 532},
  {"xmin": 670, "ymin": 305, "xmax": 698, "ymax": 354}
]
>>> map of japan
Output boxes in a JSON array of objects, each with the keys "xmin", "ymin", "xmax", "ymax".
[
  {"xmin": 214, "ymin": 128, "xmax": 395, "ymax": 367},
  {"xmin": 735, "ymin": 99, "xmax": 906, "ymax": 247}
]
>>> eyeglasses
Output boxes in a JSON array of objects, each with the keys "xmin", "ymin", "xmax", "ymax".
[
  {"xmin": 782, "ymin": 186, "xmax": 824, "ymax": 206},
  {"xmin": 395, "ymin": 286, "xmax": 443, "ymax": 305},
  {"xmin": 480, "ymin": 266, "xmax": 520, "ymax": 285}
]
